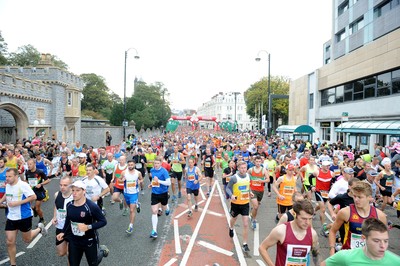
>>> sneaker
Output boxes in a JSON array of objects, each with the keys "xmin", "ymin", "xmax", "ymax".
[
  {"xmin": 126, "ymin": 225, "xmax": 133, "ymax": 234},
  {"xmin": 38, "ymin": 218, "xmax": 46, "ymax": 225},
  {"xmin": 150, "ymin": 230, "xmax": 158, "ymax": 239},
  {"xmin": 178, "ymin": 191, "xmax": 182, "ymax": 198},
  {"xmin": 194, "ymin": 205, "xmax": 198, "ymax": 212},
  {"xmin": 110, "ymin": 200, "xmax": 115, "ymax": 204},
  {"xmin": 102, "ymin": 210, "xmax": 106, "ymax": 216},
  {"xmin": 320, "ymin": 223, "xmax": 329, "ymax": 237},
  {"xmin": 242, "ymin": 243, "xmax": 250, "ymax": 252},
  {"xmin": 268, "ymin": 192, "xmax": 271, "ymax": 197},
  {"xmin": 187, "ymin": 210, "xmax": 193, "ymax": 217},
  {"xmin": 157, "ymin": 209, "xmax": 163, "ymax": 217},
  {"xmin": 165, "ymin": 209, "xmax": 170, "ymax": 216},
  {"xmin": 136, "ymin": 202, "xmax": 141, "ymax": 213},
  {"xmin": 38, "ymin": 223, "xmax": 47, "ymax": 236},
  {"xmin": 99, "ymin": 245, "xmax": 109, "ymax": 257},
  {"xmin": 206, "ymin": 192, "xmax": 210, "ymax": 197},
  {"xmin": 122, "ymin": 208, "xmax": 129, "ymax": 216},
  {"xmin": 172, "ymin": 195, "xmax": 177, "ymax": 202},
  {"xmin": 141, "ymin": 190, "xmax": 145, "ymax": 195},
  {"xmin": 229, "ymin": 228, "xmax": 234, "ymax": 238},
  {"xmin": 251, "ymin": 219, "xmax": 257, "ymax": 230},
  {"xmin": 119, "ymin": 201, "xmax": 124, "ymax": 210},
  {"xmin": 32, "ymin": 207, "xmax": 38, "ymax": 217}
]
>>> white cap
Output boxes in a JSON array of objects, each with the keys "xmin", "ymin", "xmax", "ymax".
[
  {"xmin": 78, "ymin": 153, "xmax": 86, "ymax": 158},
  {"xmin": 321, "ymin": 160, "xmax": 331, "ymax": 166},
  {"xmin": 70, "ymin": 180, "xmax": 86, "ymax": 190}
]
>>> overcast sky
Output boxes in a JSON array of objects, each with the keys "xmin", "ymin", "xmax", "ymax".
[{"xmin": 0, "ymin": 0, "xmax": 332, "ymax": 110}]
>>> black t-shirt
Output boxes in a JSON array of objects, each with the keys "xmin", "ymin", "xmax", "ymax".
[
  {"xmin": 25, "ymin": 169, "xmax": 47, "ymax": 192},
  {"xmin": 222, "ymin": 167, "xmax": 236, "ymax": 185},
  {"xmin": 329, "ymin": 192, "xmax": 354, "ymax": 209}
]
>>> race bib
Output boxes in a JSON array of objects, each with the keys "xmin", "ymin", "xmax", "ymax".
[
  {"xmin": 28, "ymin": 178, "xmax": 38, "ymax": 187},
  {"xmin": 136, "ymin": 163, "xmax": 142, "ymax": 169},
  {"xmin": 0, "ymin": 181, "xmax": 5, "ymax": 188},
  {"xmin": 6, "ymin": 193, "xmax": 13, "ymax": 202},
  {"xmin": 71, "ymin": 222, "xmax": 85, "ymax": 236},
  {"xmin": 86, "ymin": 186, "xmax": 93, "ymax": 196},
  {"xmin": 240, "ymin": 191, "xmax": 250, "ymax": 201},
  {"xmin": 283, "ymin": 186, "xmax": 294, "ymax": 195},
  {"xmin": 252, "ymin": 180, "xmax": 262, "ymax": 187},
  {"xmin": 334, "ymin": 169, "xmax": 340, "ymax": 176},
  {"xmin": 127, "ymin": 180, "xmax": 137, "ymax": 188},
  {"xmin": 226, "ymin": 176, "xmax": 230, "ymax": 183},
  {"xmin": 187, "ymin": 175, "xmax": 195, "ymax": 182},
  {"xmin": 205, "ymin": 162, "xmax": 211, "ymax": 168},
  {"xmin": 350, "ymin": 233, "xmax": 365, "ymax": 249},
  {"xmin": 56, "ymin": 209, "xmax": 66, "ymax": 223},
  {"xmin": 286, "ymin": 244, "xmax": 310, "ymax": 266},
  {"xmin": 320, "ymin": 190, "xmax": 329, "ymax": 199},
  {"xmin": 152, "ymin": 180, "xmax": 160, "ymax": 187},
  {"xmin": 244, "ymin": 157, "xmax": 249, "ymax": 161},
  {"xmin": 386, "ymin": 179, "xmax": 393, "ymax": 187}
]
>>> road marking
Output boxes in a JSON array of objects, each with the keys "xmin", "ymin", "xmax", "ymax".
[
  {"xmin": 206, "ymin": 210, "xmax": 224, "ymax": 217},
  {"xmin": 163, "ymin": 258, "xmax": 178, "ymax": 266},
  {"xmin": 174, "ymin": 200, "xmax": 205, "ymax": 219},
  {"xmin": 197, "ymin": 240, "xmax": 234, "ymax": 256},
  {"xmin": 310, "ymin": 200, "xmax": 333, "ymax": 223},
  {"xmin": 180, "ymin": 182, "xmax": 216, "ymax": 266},
  {"xmin": 174, "ymin": 219, "xmax": 182, "ymax": 254},
  {"xmin": 27, "ymin": 221, "xmax": 52, "ymax": 249},
  {"xmin": 256, "ymin": 259, "xmax": 266, "ymax": 266},
  {"xmin": 0, "ymin": 252, "xmax": 25, "ymax": 265},
  {"xmin": 253, "ymin": 222, "xmax": 260, "ymax": 256},
  {"xmin": 216, "ymin": 181, "xmax": 247, "ymax": 266},
  {"xmin": 199, "ymin": 185, "xmax": 206, "ymax": 200}
]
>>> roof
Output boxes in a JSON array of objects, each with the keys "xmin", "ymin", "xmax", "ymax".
[
  {"xmin": 276, "ymin": 125, "xmax": 315, "ymax": 134},
  {"xmin": 335, "ymin": 120, "xmax": 400, "ymax": 135}
]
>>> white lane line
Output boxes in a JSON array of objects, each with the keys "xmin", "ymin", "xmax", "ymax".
[
  {"xmin": 174, "ymin": 219, "xmax": 182, "ymax": 254},
  {"xmin": 163, "ymin": 258, "xmax": 178, "ymax": 266},
  {"xmin": 200, "ymin": 183, "xmax": 206, "ymax": 187},
  {"xmin": 310, "ymin": 200, "xmax": 333, "ymax": 223},
  {"xmin": 199, "ymin": 185, "xmax": 206, "ymax": 200},
  {"xmin": 197, "ymin": 240, "xmax": 234, "ymax": 256},
  {"xmin": 253, "ymin": 222, "xmax": 260, "ymax": 256},
  {"xmin": 206, "ymin": 210, "xmax": 224, "ymax": 217},
  {"xmin": 180, "ymin": 182, "xmax": 216, "ymax": 266},
  {"xmin": 256, "ymin": 259, "xmax": 266, "ymax": 266},
  {"xmin": 0, "ymin": 252, "xmax": 25, "ymax": 265},
  {"xmin": 27, "ymin": 221, "xmax": 52, "ymax": 249},
  {"xmin": 216, "ymin": 181, "xmax": 247, "ymax": 266},
  {"xmin": 174, "ymin": 200, "xmax": 205, "ymax": 219}
]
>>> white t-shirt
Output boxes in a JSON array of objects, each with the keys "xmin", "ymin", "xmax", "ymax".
[
  {"xmin": 102, "ymin": 159, "xmax": 118, "ymax": 174},
  {"xmin": 83, "ymin": 176, "xmax": 108, "ymax": 203},
  {"xmin": 124, "ymin": 169, "xmax": 140, "ymax": 195},
  {"xmin": 6, "ymin": 180, "xmax": 35, "ymax": 220},
  {"xmin": 328, "ymin": 178, "xmax": 348, "ymax": 199}
]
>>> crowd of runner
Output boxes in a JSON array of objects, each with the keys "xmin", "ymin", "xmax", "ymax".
[{"xmin": 1, "ymin": 126, "xmax": 400, "ymax": 265}]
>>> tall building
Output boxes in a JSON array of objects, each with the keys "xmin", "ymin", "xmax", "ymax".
[
  {"xmin": 290, "ymin": 0, "xmax": 400, "ymax": 151},
  {"xmin": 197, "ymin": 92, "xmax": 256, "ymax": 130}
]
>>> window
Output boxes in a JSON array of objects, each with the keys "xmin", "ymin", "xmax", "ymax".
[
  {"xmin": 363, "ymin": 76, "xmax": 376, "ymax": 98},
  {"xmin": 349, "ymin": 17, "xmax": 364, "ymax": 35},
  {"xmin": 321, "ymin": 88, "xmax": 336, "ymax": 106},
  {"xmin": 344, "ymin": 83, "xmax": 353, "ymax": 101},
  {"xmin": 325, "ymin": 45, "xmax": 331, "ymax": 53},
  {"xmin": 336, "ymin": 29, "xmax": 346, "ymax": 42},
  {"xmin": 67, "ymin": 92, "xmax": 72, "ymax": 106},
  {"xmin": 374, "ymin": 0, "xmax": 392, "ymax": 18},
  {"xmin": 309, "ymin": 93, "xmax": 314, "ymax": 109},
  {"xmin": 392, "ymin": 69, "xmax": 400, "ymax": 94},
  {"xmin": 377, "ymin": 73, "xmax": 391, "ymax": 97},
  {"xmin": 238, "ymin": 114, "xmax": 242, "ymax": 121},
  {"xmin": 353, "ymin": 81, "xmax": 364, "ymax": 100},
  {"xmin": 325, "ymin": 58, "xmax": 331, "ymax": 64},
  {"xmin": 321, "ymin": 122, "xmax": 331, "ymax": 141},
  {"xmin": 37, "ymin": 108, "xmax": 45, "ymax": 120},
  {"xmin": 338, "ymin": 0, "xmax": 349, "ymax": 16},
  {"xmin": 336, "ymin": 85, "xmax": 344, "ymax": 103}
]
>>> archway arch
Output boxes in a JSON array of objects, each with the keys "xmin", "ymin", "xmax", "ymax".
[{"xmin": 0, "ymin": 102, "xmax": 29, "ymax": 141}]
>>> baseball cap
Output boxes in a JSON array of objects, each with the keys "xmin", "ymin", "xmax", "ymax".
[
  {"xmin": 78, "ymin": 152, "xmax": 86, "ymax": 158},
  {"xmin": 286, "ymin": 164, "xmax": 295, "ymax": 171},
  {"xmin": 343, "ymin": 167, "xmax": 355, "ymax": 174},
  {"xmin": 321, "ymin": 160, "xmax": 331, "ymax": 166},
  {"xmin": 367, "ymin": 170, "xmax": 378, "ymax": 176},
  {"xmin": 70, "ymin": 180, "xmax": 86, "ymax": 190},
  {"xmin": 137, "ymin": 148, "xmax": 143, "ymax": 153}
]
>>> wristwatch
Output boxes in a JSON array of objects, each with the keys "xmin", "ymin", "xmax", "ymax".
[{"xmin": 87, "ymin": 224, "xmax": 92, "ymax": 230}]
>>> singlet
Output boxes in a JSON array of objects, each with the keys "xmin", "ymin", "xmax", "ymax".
[
  {"xmin": 342, "ymin": 204, "xmax": 378, "ymax": 250},
  {"xmin": 276, "ymin": 164, "xmax": 287, "ymax": 178},
  {"xmin": 241, "ymin": 151, "xmax": 250, "ymax": 162},
  {"xmin": 54, "ymin": 191, "xmax": 73, "ymax": 229},
  {"xmin": 71, "ymin": 164, "xmax": 79, "ymax": 177},
  {"xmin": 170, "ymin": 153, "xmax": 183, "ymax": 172},
  {"xmin": 275, "ymin": 222, "xmax": 312, "ymax": 266},
  {"xmin": 60, "ymin": 159, "xmax": 71, "ymax": 173},
  {"xmin": 231, "ymin": 174, "xmax": 250, "ymax": 205},
  {"xmin": 277, "ymin": 175, "xmax": 296, "ymax": 206},
  {"xmin": 380, "ymin": 171, "xmax": 394, "ymax": 192},
  {"xmin": 316, "ymin": 169, "xmax": 332, "ymax": 198},
  {"xmin": 249, "ymin": 167, "xmax": 265, "ymax": 192},
  {"xmin": 186, "ymin": 166, "xmax": 200, "ymax": 190},
  {"xmin": 203, "ymin": 154, "xmax": 214, "ymax": 170},
  {"xmin": 5, "ymin": 156, "xmax": 17, "ymax": 169},
  {"xmin": 145, "ymin": 153, "xmax": 157, "ymax": 168},
  {"xmin": 77, "ymin": 163, "xmax": 87, "ymax": 177},
  {"xmin": 265, "ymin": 159, "xmax": 277, "ymax": 176},
  {"xmin": 36, "ymin": 158, "xmax": 48, "ymax": 176},
  {"xmin": 330, "ymin": 164, "xmax": 341, "ymax": 178},
  {"xmin": 113, "ymin": 164, "xmax": 128, "ymax": 190},
  {"xmin": 124, "ymin": 169, "xmax": 140, "ymax": 195},
  {"xmin": 98, "ymin": 154, "xmax": 107, "ymax": 169},
  {"xmin": 304, "ymin": 164, "xmax": 317, "ymax": 187},
  {"xmin": 0, "ymin": 167, "xmax": 8, "ymax": 198},
  {"xmin": 25, "ymin": 169, "xmax": 47, "ymax": 191}
]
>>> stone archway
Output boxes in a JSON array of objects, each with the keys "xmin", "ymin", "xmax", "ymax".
[{"xmin": 0, "ymin": 102, "xmax": 29, "ymax": 141}]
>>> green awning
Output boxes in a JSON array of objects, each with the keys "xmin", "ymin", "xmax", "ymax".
[
  {"xmin": 335, "ymin": 121, "xmax": 400, "ymax": 135},
  {"xmin": 276, "ymin": 125, "xmax": 315, "ymax": 134}
]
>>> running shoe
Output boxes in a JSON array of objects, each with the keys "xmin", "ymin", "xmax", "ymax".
[
  {"xmin": 242, "ymin": 244, "xmax": 250, "ymax": 252},
  {"xmin": 140, "ymin": 188, "xmax": 145, "ymax": 195},
  {"xmin": 102, "ymin": 209, "xmax": 106, "ymax": 216},
  {"xmin": 136, "ymin": 202, "xmax": 141, "ymax": 213},
  {"xmin": 32, "ymin": 207, "xmax": 38, "ymax": 217},
  {"xmin": 335, "ymin": 243, "xmax": 342, "ymax": 252},
  {"xmin": 110, "ymin": 200, "xmax": 115, "ymax": 204},
  {"xmin": 187, "ymin": 210, "xmax": 193, "ymax": 217},
  {"xmin": 206, "ymin": 192, "xmax": 210, "ymax": 197},
  {"xmin": 38, "ymin": 218, "xmax": 46, "ymax": 226},
  {"xmin": 229, "ymin": 228, "xmax": 234, "ymax": 238},
  {"xmin": 165, "ymin": 209, "xmax": 170, "ymax": 216},
  {"xmin": 122, "ymin": 208, "xmax": 129, "ymax": 216},
  {"xmin": 157, "ymin": 209, "xmax": 163, "ymax": 216},
  {"xmin": 38, "ymin": 223, "xmax": 47, "ymax": 236},
  {"xmin": 172, "ymin": 195, "xmax": 177, "ymax": 202},
  {"xmin": 150, "ymin": 230, "xmax": 158, "ymax": 239},
  {"xmin": 194, "ymin": 205, "xmax": 198, "ymax": 212},
  {"xmin": 320, "ymin": 223, "xmax": 329, "ymax": 237},
  {"xmin": 99, "ymin": 245, "xmax": 109, "ymax": 257},
  {"xmin": 126, "ymin": 225, "xmax": 133, "ymax": 234},
  {"xmin": 178, "ymin": 191, "xmax": 182, "ymax": 198},
  {"xmin": 119, "ymin": 201, "xmax": 124, "ymax": 210},
  {"xmin": 251, "ymin": 219, "xmax": 257, "ymax": 230}
]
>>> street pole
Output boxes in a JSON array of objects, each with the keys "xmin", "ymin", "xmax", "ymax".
[
  {"xmin": 267, "ymin": 53, "xmax": 271, "ymax": 136},
  {"xmin": 233, "ymin": 92, "xmax": 240, "ymax": 131}
]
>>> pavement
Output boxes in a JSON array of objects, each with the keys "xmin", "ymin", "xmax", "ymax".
[{"xmin": 0, "ymin": 175, "xmax": 399, "ymax": 266}]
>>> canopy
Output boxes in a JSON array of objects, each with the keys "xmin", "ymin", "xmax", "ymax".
[
  {"xmin": 335, "ymin": 120, "xmax": 400, "ymax": 135},
  {"xmin": 276, "ymin": 124, "xmax": 315, "ymax": 134}
]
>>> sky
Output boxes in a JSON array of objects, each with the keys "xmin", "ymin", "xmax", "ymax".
[{"xmin": 0, "ymin": 0, "xmax": 332, "ymax": 111}]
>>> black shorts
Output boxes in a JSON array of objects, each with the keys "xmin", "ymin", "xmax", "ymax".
[
  {"xmin": 186, "ymin": 188, "xmax": 199, "ymax": 196},
  {"xmin": 204, "ymin": 168, "xmax": 214, "ymax": 178},
  {"xmin": 278, "ymin": 204, "xmax": 292, "ymax": 214},
  {"xmin": 251, "ymin": 190, "xmax": 264, "ymax": 202},
  {"xmin": 34, "ymin": 189, "xmax": 46, "ymax": 201},
  {"xmin": 380, "ymin": 189, "xmax": 392, "ymax": 197},
  {"xmin": 315, "ymin": 191, "xmax": 328, "ymax": 202},
  {"xmin": 105, "ymin": 173, "xmax": 113, "ymax": 185},
  {"xmin": 5, "ymin": 217, "xmax": 32, "ymax": 232},
  {"xmin": 230, "ymin": 202, "xmax": 250, "ymax": 218},
  {"xmin": 56, "ymin": 228, "xmax": 66, "ymax": 245},
  {"xmin": 171, "ymin": 171, "xmax": 183, "ymax": 181},
  {"xmin": 113, "ymin": 187, "xmax": 124, "ymax": 193},
  {"xmin": 151, "ymin": 192, "xmax": 169, "ymax": 206}
]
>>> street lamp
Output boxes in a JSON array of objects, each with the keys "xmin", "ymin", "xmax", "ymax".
[
  {"xmin": 123, "ymin": 47, "xmax": 140, "ymax": 140},
  {"xmin": 233, "ymin": 92, "xmax": 240, "ymax": 130},
  {"xmin": 255, "ymin": 50, "xmax": 271, "ymax": 136}
]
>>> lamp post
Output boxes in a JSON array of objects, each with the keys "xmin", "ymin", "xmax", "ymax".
[
  {"xmin": 255, "ymin": 50, "xmax": 271, "ymax": 136},
  {"xmin": 233, "ymin": 92, "xmax": 240, "ymax": 124},
  {"xmin": 123, "ymin": 48, "xmax": 140, "ymax": 140}
]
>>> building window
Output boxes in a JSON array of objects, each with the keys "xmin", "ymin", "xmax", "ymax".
[
  {"xmin": 336, "ymin": 29, "xmax": 346, "ymax": 42},
  {"xmin": 320, "ymin": 122, "xmax": 331, "ymax": 141},
  {"xmin": 336, "ymin": 85, "xmax": 344, "ymax": 103},
  {"xmin": 363, "ymin": 76, "xmax": 376, "ymax": 98},
  {"xmin": 325, "ymin": 45, "xmax": 331, "ymax": 53},
  {"xmin": 374, "ymin": 0, "xmax": 393, "ymax": 18},
  {"xmin": 353, "ymin": 80, "xmax": 364, "ymax": 100},
  {"xmin": 377, "ymin": 72, "xmax": 391, "ymax": 97},
  {"xmin": 238, "ymin": 114, "xmax": 242, "ymax": 121},
  {"xmin": 392, "ymin": 69, "xmax": 400, "ymax": 94},
  {"xmin": 344, "ymin": 83, "xmax": 353, "ymax": 101},
  {"xmin": 349, "ymin": 17, "xmax": 364, "ymax": 35},
  {"xmin": 325, "ymin": 58, "xmax": 331, "ymax": 64},
  {"xmin": 37, "ymin": 108, "xmax": 45, "ymax": 120},
  {"xmin": 309, "ymin": 93, "xmax": 314, "ymax": 109},
  {"xmin": 338, "ymin": 0, "xmax": 349, "ymax": 16},
  {"xmin": 67, "ymin": 92, "xmax": 72, "ymax": 106},
  {"xmin": 321, "ymin": 88, "xmax": 336, "ymax": 106}
]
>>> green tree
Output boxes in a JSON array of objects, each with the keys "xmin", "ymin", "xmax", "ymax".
[
  {"xmin": 244, "ymin": 76, "xmax": 290, "ymax": 129},
  {"xmin": 8, "ymin": 44, "xmax": 40, "ymax": 66},
  {"xmin": 0, "ymin": 31, "xmax": 8, "ymax": 65}
]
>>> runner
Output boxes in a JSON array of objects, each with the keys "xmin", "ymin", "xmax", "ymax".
[
  {"xmin": 299, "ymin": 156, "xmax": 319, "ymax": 200},
  {"xmin": 101, "ymin": 153, "xmax": 118, "ymax": 200},
  {"xmin": 58, "ymin": 151, "xmax": 72, "ymax": 177},
  {"xmin": 222, "ymin": 160, "xmax": 236, "ymax": 201},
  {"xmin": 120, "ymin": 160, "xmax": 143, "ymax": 234},
  {"xmin": 273, "ymin": 164, "xmax": 297, "ymax": 220},
  {"xmin": 169, "ymin": 145, "xmax": 185, "ymax": 201},
  {"xmin": 226, "ymin": 161, "xmax": 252, "ymax": 252},
  {"xmin": 52, "ymin": 175, "xmax": 73, "ymax": 259},
  {"xmin": 132, "ymin": 149, "xmax": 147, "ymax": 194},
  {"xmin": 202, "ymin": 147, "xmax": 216, "ymax": 197},
  {"xmin": 277, "ymin": 192, "xmax": 304, "ymax": 225},
  {"xmin": 83, "ymin": 164, "xmax": 109, "ymax": 214},
  {"xmin": 1, "ymin": 168, "xmax": 48, "ymax": 266},
  {"xmin": 259, "ymin": 199, "xmax": 320, "ymax": 266},
  {"xmin": 263, "ymin": 153, "xmax": 277, "ymax": 197},
  {"xmin": 149, "ymin": 157, "xmax": 171, "ymax": 238},
  {"xmin": 76, "ymin": 153, "xmax": 87, "ymax": 181},
  {"xmin": 248, "ymin": 156, "xmax": 270, "ymax": 229},
  {"xmin": 145, "ymin": 147, "xmax": 157, "ymax": 181},
  {"xmin": 110, "ymin": 156, "xmax": 128, "ymax": 215},
  {"xmin": 184, "ymin": 158, "xmax": 203, "ymax": 217},
  {"xmin": 375, "ymin": 160, "xmax": 395, "ymax": 211}
]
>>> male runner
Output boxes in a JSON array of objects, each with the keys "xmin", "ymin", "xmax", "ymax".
[{"xmin": 184, "ymin": 158, "xmax": 203, "ymax": 217}]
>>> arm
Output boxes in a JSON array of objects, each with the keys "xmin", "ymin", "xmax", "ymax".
[
  {"xmin": 272, "ymin": 177, "xmax": 285, "ymax": 200},
  {"xmin": 52, "ymin": 191, "xmax": 59, "ymax": 225},
  {"xmin": 8, "ymin": 194, "xmax": 36, "ymax": 207},
  {"xmin": 277, "ymin": 213, "xmax": 288, "ymax": 226},
  {"xmin": 259, "ymin": 225, "xmax": 284, "ymax": 266},
  {"xmin": 44, "ymin": 158, "xmax": 54, "ymax": 175},
  {"xmin": 374, "ymin": 174, "xmax": 384, "ymax": 191},
  {"xmin": 328, "ymin": 207, "xmax": 349, "ymax": 256},
  {"xmin": 311, "ymin": 228, "xmax": 321, "ymax": 265},
  {"xmin": 225, "ymin": 175, "xmax": 237, "ymax": 199}
]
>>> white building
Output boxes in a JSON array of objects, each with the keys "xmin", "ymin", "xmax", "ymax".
[{"xmin": 197, "ymin": 92, "xmax": 256, "ymax": 130}]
